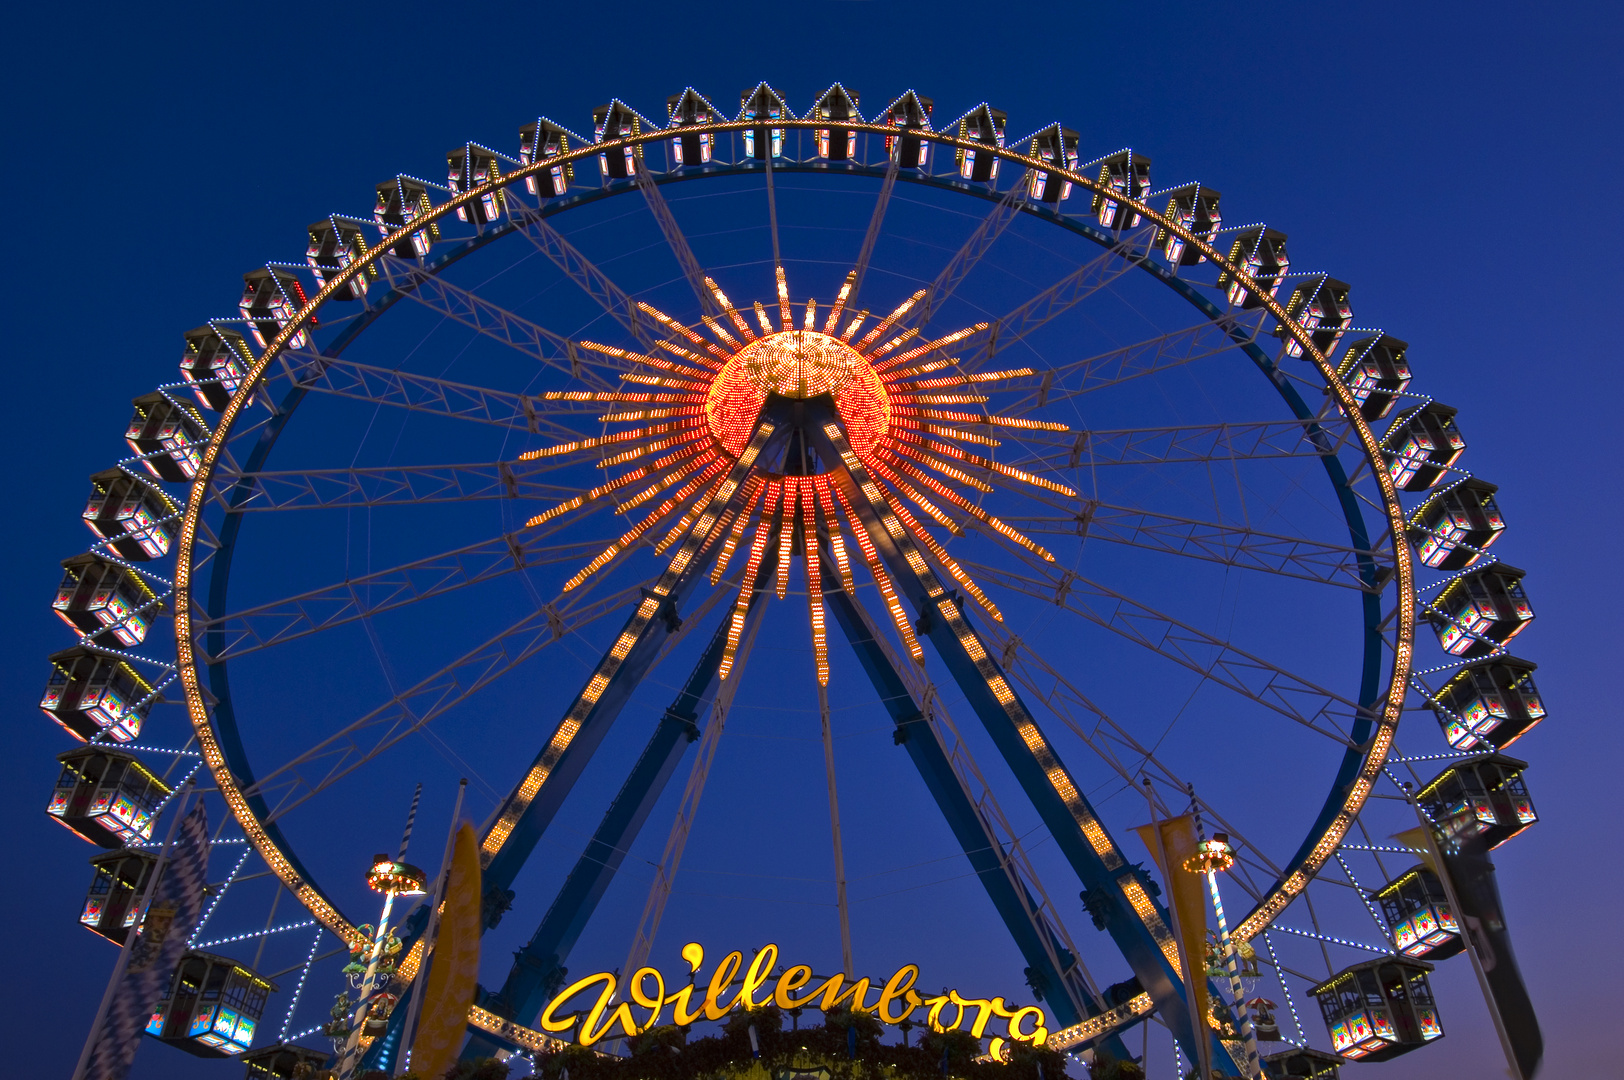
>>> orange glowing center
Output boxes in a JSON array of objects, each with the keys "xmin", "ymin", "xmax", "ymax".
[{"xmin": 706, "ymin": 330, "xmax": 890, "ymax": 460}]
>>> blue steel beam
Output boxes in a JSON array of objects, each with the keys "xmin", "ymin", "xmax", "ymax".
[
  {"xmin": 822, "ymin": 577, "xmax": 1138, "ymax": 1063},
  {"xmin": 362, "ymin": 428, "xmax": 783, "ymax": 1074},
  {"xmin": 804, "ymin": 407, "xmax": 1241, "ymax": 1075},
  {"xmin": 480, "ymin": 419, "xmax": 785, "ymax": 907},
  {"xmin": 462, "ymin": 595, "xmax": 767, "ymax": 1060}
]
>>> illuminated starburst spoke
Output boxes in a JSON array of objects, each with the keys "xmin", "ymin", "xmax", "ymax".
[
  {"xmin": 866, "ymin": 326, "xmax": 921, "ymax": 361},
  {"xmin": 775, "ymin": 266, "xmax": 793, "ymax": 329},
  {"xmin": 516, "ymin": 265, "xmax": 1075, "ymax": 688},
  {"xmin": 865, "ymin": 458, "xmax": 964, "ymax": 535},
  {"xmin": 882, "ymin": 495, "xmax": 1002, "ymax": 623},
  {"xmin": 892, "ymin": 407, "xmax": 1067, "ymax": 432},
  {"xmin": 700, "ymin": 315, "xmax": 740, "ymax": 350},
  {"xmin": 873, "ymin": 323, "xmax": 991, "ymax": 374},
  {"xmin": 704, "ymin": 277, "xmax": 757, "ymax": 341},
  {"xmin": 598, "ymin": 430, "xmax": 707, "ymax": 468},
  {"xmin": 897, "ymin": 436, "xmax": 1076, "ymax": 497},
  {"xmin": 543, "ymin": 390, "xmax": 705, "ymax": 404},
  {"xmin": 562, "ymin": 462, "xmax": 727, "ymax": 593},
  {"xmin": 833, "ymin": 481, "xmax": 923, "ymax": 662},
  {"xmin": 656, "ymin": 340, "xmax": 721, "ymax": 369},
  {"xmin": 892, "ymin": 366, "xmax": 1037, "ymax": 389},
  {"xmin": 710, "ymin": 478, "xmax": 764, "ymax": 584},
  {"xmin": 578, "ymin": 340, "xmax": 712, "ymax": 380},
  {"xmin": 855, "ymin": 290, "xmax": 926, "ymax": 351},
  {"xmin": 891, "ymin": 393, "xmax": 993, "ymax": 405},
  {"xmin": 598, "ymin": 406, "xmax": 704, "ymax": 423},
  {"xmin": 840, "ymin": 309, "xmax": 868, "ymax": 341},
  {"xmin": 893, "ymin": 420, "xmax": 1002, "ymax": 448},
  {"xmin": 885, "ymin": 356, "xmax": 959, "ymax": 379},
  {"xmin": 822, "ymin": 270, "xmax": 856, "ymax": 333},
  {"xmin": 637, "ymin": 301, "xmax": 728, "ymax": 364},
  {"xmin": 775, "ymin": 480, "xmax": 796, "ymax": 600},
  {"xmin": 655, "ymin": 471, "xmax": 730, "ymax": 555},
  {"xmin": 720, "ymin": 482, "xmax": 781, "ymax": 680},
  {"xmin": 883, "ymin": 435, "xmax": 995, "ymax": 492},
  {"xmin": 800, "ymin": 479, "xmax": 829, "ymax": 684},
  {"xmin": 621, "ymin": 371, "xmax": 712, "ymax": 392},
  {"xmin": 527, "ymin": 468, "xmax": 650, "ymax": 527},
  {"xmin": 875, "ymin": 449, "xmax": 1056, "ymax": 563},
  {"xmin": 815, "ymin": 478, "xmax": 856, "ymax": 596},
  {"xmin": 518, "ymin": 421, "xmax": 697, "ymax": 461}
]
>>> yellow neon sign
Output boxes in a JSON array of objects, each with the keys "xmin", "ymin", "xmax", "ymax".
[{"xmin": 536, "ymin": 943, "xmax": 1050, "ymax": 1054}]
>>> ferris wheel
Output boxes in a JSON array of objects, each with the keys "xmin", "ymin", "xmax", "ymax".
[{"xmin": 44, "ymin": 82, "xmax": 1547, "ymax": 1080}]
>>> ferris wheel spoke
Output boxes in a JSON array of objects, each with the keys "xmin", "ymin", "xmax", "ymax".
[
  {"xmin": 1007, "ymin": 504, "xmax": 1390, "ymax": 591},
  {"xmin": 633, "ymin": 158, "xmax": 723, "ymax": 317},
  {"xmin": 1000, "ymin": 311, "xmax": 1269, "ymax": 413},
  {"xmin": 250, "ymin": 579, "xmax": 648, "ymax": 824},
  {"xmin": 1007, "ymin": 417, "xmax": 1358, "ymax": 470},
  {"xmin": 207, "ymin": 459, "xmax": 591, "ymax": 513},
  {"xmin": 963, "ymin": 559, "xmax": 1369, "ymax": 746},
  {"xmin": 268, "ymin": 351, "xmax": 583, "ymax": 442},
  {"xmin": 967, "ymin": 224, "xmax": 1161, "ymax": 368},
  {"xmin": 845, "ymin": 152, "xmax": 900, "ymax": 312},
  {"xmin": 910, "ymin": 182, "xmax": 1027, "ymax": 329},
  {"xmin": 512, "ymin": 209, "xmax": 665, "ymax": 352},
  {"xmin": 372, "ymin": 257, "xmax": 621, "ymax": 391},
  {"xmin": 196, "ymin": 524, "xmax": 612, "ymax": 663}
]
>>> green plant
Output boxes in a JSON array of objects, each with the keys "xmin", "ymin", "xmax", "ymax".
[{"xmin": 443, "ymin": 1057, "xmax": 510, "ymax": 1080}]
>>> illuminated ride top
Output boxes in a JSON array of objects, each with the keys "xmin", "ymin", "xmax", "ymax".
[{"xmin": 36, "ymin": 83, "xmax": 1547, "ymax": 1080}]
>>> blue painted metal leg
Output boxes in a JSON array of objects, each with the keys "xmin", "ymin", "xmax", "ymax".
[
  {"xmin": 479, "ymin": 420, "xmax": 786, "ymax": 905},
  {"xmin": 461, "ymin": 594, "xmax": 767, "ymax": 1059},
  {"xmin": 806, "ymin": 412, "xmax": 1239, "ymax": 1074},
  {"xmin": 363, "ymin": 422, "xmax": 787, "ymax": 1070},
  {"xmin": 823, "ymin": 578, "xmax": 1137, "ymax": 1063}
]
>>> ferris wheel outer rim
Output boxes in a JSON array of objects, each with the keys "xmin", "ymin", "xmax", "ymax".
[{"xmin": 167, "ymin": 115, "xmax": 1416, "ymax": 952}]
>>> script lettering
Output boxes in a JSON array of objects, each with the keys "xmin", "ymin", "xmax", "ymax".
[
  {"xmin": 773, "ymin": 964, "xmax": 818, "ymax": 1009},
  {"xmin": 877, "ymin": 964, "xmax": 921, "ymax": 1025},
  {"xmin": 536, "ymin": 942, "xmax": 1050, "ymax": 1049}
]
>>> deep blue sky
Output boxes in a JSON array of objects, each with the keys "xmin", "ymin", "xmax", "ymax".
[{"xmin": 3, "ymin": 3, "xmax": 1620, "ymax": 1079}]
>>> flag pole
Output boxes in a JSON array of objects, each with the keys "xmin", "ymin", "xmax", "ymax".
[
  {"xmin": 70, "ymin": 779, "xmax": 196, "ymax": 1080},
  {"xmin": 396, "ymin": 778, "xmax": 467, "ymax": 1076},
  {"xmin": 1141, "ymin": 778, "xmax": 1210, "ymax": 1080},
  {"xmin": 339, "ymin": 784, "xmax": 423, "ymax": 1080}
]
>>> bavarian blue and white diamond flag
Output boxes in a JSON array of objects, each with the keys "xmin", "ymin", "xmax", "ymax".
[{"xmin": 85, "ymin": 799, "xmax": 211, "ymax": 1080}]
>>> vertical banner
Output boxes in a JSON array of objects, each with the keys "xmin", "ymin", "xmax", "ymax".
[
  {"xmin": 409, "ymin": 822, "xmax": 483, "ymax": 1080},
  {"xmin": 1133, "ymin": 815, "xmax": 1210, "ymax": 1029},
  {"xmin": 85, "ymin": 800, "xmax": 211, "ymax": 1080}
]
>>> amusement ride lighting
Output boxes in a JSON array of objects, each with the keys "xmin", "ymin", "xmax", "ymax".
[{"xmin": 520, "ymin": 267, "xmax": 1076, "ymax": 683}]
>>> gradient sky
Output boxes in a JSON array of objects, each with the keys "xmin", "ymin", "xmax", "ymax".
[{"xmin": 3, "ymin": 4, "xmax": 1619, "ymax": 1079}]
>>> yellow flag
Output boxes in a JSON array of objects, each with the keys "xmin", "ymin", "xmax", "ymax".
[
  {"xmin": 1133, "ymin": 815, "xmax": 1210, "ymax": 1028},
  {"xmin": 410, "ymin": 823, "xmax": 482, "ymax": 1080},
  {"xmin": 1392, "ymin": 825, "xmax": 1440, "ymax": 875}
]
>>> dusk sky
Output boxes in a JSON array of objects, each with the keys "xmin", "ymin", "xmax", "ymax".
[{"xmin": 3, "ymin": 4, "xmax": 1619, "ymax": 1080}]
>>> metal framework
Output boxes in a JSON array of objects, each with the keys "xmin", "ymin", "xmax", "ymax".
[
  {"xmin": 165, "ymin": 116, "xmax": 1412, "ymax": 1070},
  {"xmin": 46, "ymin": 89, "xmax": 1549, "ymax": 1080}
]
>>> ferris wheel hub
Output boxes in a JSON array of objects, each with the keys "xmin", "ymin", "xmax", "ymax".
[{"xmin": 706, "ymin": 327, "xmax": 891, "ymax": 459}]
